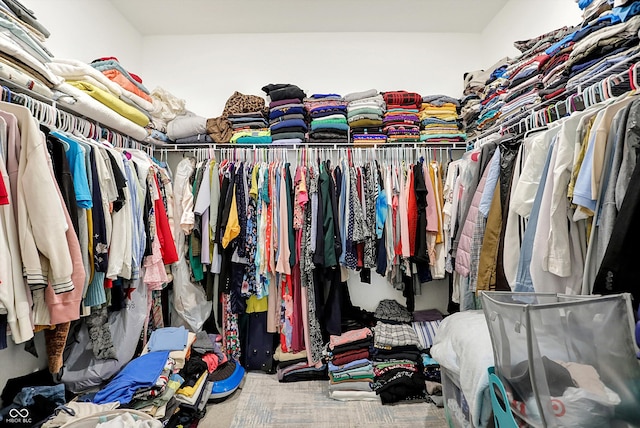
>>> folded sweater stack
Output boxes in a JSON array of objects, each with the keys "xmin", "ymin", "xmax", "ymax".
[
  {"xmin": 229, "ymin": 112, "xmax": 271, "ymax": 144},
  {"xmin": 345, "ymin": 89, "xmax": 387, "ymax": 145},
  {"xmin": 304, "ymin": 94, "xmax": 349, "ymax": 143},
  {"xmin": 419, "ymin": 95, "xmax": 466, "ymax": 144},
  {"xmin": 382, "ymin": 91, "xmax": 422, "ymax": 143},
  {"xmin": 325, "ymin": 327, "xmax": 377, "ymax": 401},
  {"xmin": 263, "ymin": 83, "xmax": 307, "ymax": 144},
  {"xmin": 371, "ymin": 300, "xmax": 427, "ymax": 405}
]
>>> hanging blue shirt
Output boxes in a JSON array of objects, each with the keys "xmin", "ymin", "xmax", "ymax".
[
  {"xmin": 52, "ymin": 131, "xmax": 92, "ymax": 208},
  {"xmin": 514, "ymin": 140, "xmax": 556, "ymax": 292}
]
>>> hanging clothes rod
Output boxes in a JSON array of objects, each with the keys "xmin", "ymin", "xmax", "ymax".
[
  {"xmin": 160, "ymin": 141, "xmax": 469, "ymax": 152},
  {"xmin": 467, "ymin": 53, "xmax": 640, "ymax": 144},
  {"xmin": 0, "ymin": 76, "xmax": 154, "ymax": 150}
]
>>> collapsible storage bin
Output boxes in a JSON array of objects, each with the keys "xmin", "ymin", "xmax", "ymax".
[
  {"xmin": 441, "ymin": 367, "xmax": 474, "ymax": 428},
  {"xmin": 481, "ymin": 292, "xmax": 640, "ymax": 428}
]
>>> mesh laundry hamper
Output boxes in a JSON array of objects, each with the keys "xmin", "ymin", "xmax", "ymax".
[{"xmin": 480, "ymin": 292, "xmax": 640, "ymax": 428}]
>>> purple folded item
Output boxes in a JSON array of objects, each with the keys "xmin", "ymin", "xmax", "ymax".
[
  {"xmin": 412, "ymin": 309, "xmax": 444, "ymax": 323},
  {"xmin": 270, "ymin": 98, "xmax": 303, "ymax": 108},
  {"xmin": 383, "ymin": 115, "xmax": 420, "ymax": 123},
  {"xmin": 311, "ymin": 93, "xmax": 341, "ymax": 98}
]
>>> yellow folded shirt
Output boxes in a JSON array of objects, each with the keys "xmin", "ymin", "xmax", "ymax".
[
  {"xmin": 177, "ymin": 372, "xmax": 207, "ymax": 398},
  {"xmin": 68, "ymin": 80, "xmax": 150, "ymax": 127}
]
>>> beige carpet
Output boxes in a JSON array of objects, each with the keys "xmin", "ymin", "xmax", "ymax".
[{"xmin": 200, "ymin": 372, "xmax": 448, "ymax": 428}]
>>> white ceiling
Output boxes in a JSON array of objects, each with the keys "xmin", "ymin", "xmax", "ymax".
[{"xmin": 109, "ymin": 0, "xmax": 509, "ymax": 35}]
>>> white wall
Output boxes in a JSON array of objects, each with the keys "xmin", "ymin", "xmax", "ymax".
[
  {"xmin": 140, "ymin": 32, "xmax": 484, "ymax": 117},
  {"xmin": 479, "ymin": 0, "xmax": 583, "ymax": 65},
  {"xmin": 0, "ymin": 332, "xmax": 48, "ymax": 395},
  {"xmin": 28, "ymin": 0, "xmax": 143, "ymax": 71}
]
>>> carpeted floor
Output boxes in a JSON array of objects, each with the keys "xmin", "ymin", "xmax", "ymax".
[{"xmin": 200, "ymin": 372, "xmax": 448, "ymax": 428}]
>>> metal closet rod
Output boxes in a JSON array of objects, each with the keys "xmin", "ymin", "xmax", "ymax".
[{"xmin": 160, "ymin": 142, "xmax": 469, "ymax": 152}]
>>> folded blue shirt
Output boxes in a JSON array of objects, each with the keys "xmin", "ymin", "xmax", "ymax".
[
  {"xmin": 329, "ymin": 358, "xmax": 371, "ymax": 372},
  {"xmin": 93, "ymin": 351, "xmax": 170, "ymax": 405},
  {"xmin": 270, "ymin": 118, "xmax": 308, "ymax": 131},
  {"xmin": 147, "ymin": 326, "xmax": 189, "ymax": 352},
  {"xmin": 311, "ymin": 93, "xmax": 341, "ymax": 98},
  {"xmin": 269, "ymin": 107, "xmax": 305, "ymax": 120}
]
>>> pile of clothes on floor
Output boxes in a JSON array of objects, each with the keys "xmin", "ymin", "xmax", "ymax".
[
  {"xmin": 345, "ymin": 89, "xmax": 387, "ymax": 145},
  {"xmin": 90, "ymin": 327, "xmax": 230, "ymax": 424},
  {"xmin": 304, "ymin": 93, "xmax": 350, "ymax": 143},
  {"xmin": 324, "ymin": 327, "xmax": 376, "ymax": 401},
  {"xmin": 0, "ymin": 326, "xmax": 242, "ymax": 427},
  {"xmin": 382, "ymin": 91, "xmax": 422, "ymax": 143},
  {"xmin": 370, "ymin": 300, "xmax": 427, "ymax": 405},
  {"xmin": 418, "ymin": 95, "xmax": 466, "ymax": 144},
  {"xmin": 263, "ymin": 83, "xmax": 307, "ymax": 144}
]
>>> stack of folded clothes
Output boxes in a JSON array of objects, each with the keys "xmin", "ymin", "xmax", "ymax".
[
  {"xmin": 418, "ymin": 95, "xmax": 466, "ymax": 144},
  {"xmin": 206, "ymin": 91, "xmax": 268, "ymax": 144},
  {"xmin": 229, "ymin": 112, "xmax": 271, "ymax": 144},
  {"xmin": 344, "ymin": 89, "xmax": 387, "ymax": 145},
  {"xmin": 304, "ymin": 94, "xmax": 349, "ymax": 143},
  {"xmin": 277, "ymin": 361, "xmax": 328, "ymax": 383},
  {"xmin": 370, "ymin": 299, "xmax": 427, "ymax": 405},
  {"xmin": 382, "ymin": 91, "xmax": 422, "ymax": 143},
  {"xmin": 460, "ymin": 95, "xmax": 482, "ymax": 138},
  {"xmin": 166, "ymin": 111, "xmax": 209, "ymax": 143},
  {"xmin": 411, "ymin": 309, "xmax": 444, "ymax": 352},
  {"xmin": 91, "ymin": 57, "xmax": 152, "ymax": 105},
  {"xmin": 274, "ymin": 347, "xmax": 308, "ymax": 375},
  {"xmin": 324, "ymin": 327, "xmax": 377, "ymax": 401},
  {"xmin": 262, "ymin": 83, "xmax": 307, "ymax": 144},
  {"xmin": 423, "ymin": 354, "xmax": 444, "ymax": 407}
]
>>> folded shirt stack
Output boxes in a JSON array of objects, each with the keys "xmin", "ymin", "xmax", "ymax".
[
  {"xmin": 345, "ymin": 89, "xmax": 387, "ymax": 145},
  {"xmin": 422, "ymin": 354, "xmax": 444, "ymax": 407},
  {"xmin": 304, "ymin": 93, "xmax": 349, "ymax": 143},
  {"xmin": 274, "ymin": 347, "xmax": 310, "ymax": 381},
  {"xmin": 411, "ymin": 308, "xmax": 444, "ymax": 352},
  {"xmin": 89, "ymin": 57, "xmax": 154, "ymax": 127},
  {"xmin": 263, "ymin": 83, "xmax": 307, "ymax": 144},
  {"xmin": 418, "ymin": 95, "xmax": 466, "ymax": 144},
  {"xmin": 228, "ymin": 111, "xmax": 271, "ymax": 144},
  {"xmin": 276, "ymin": 361, "xmax": 328, "ymax": 382},
  {"xmin": 382, "ymin": 91, "xmax": 422, "ymax": 143},
  {"xmin": 324, "ymin": 327, "xmax": 376, "ymax": 401},
  {"xmin": 460, "ymin": 95, "xmax": 482, "ymax": 138},
  {"xmin": 370, "ymin": 299, "xmax": 426, "ymax": 405}
]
